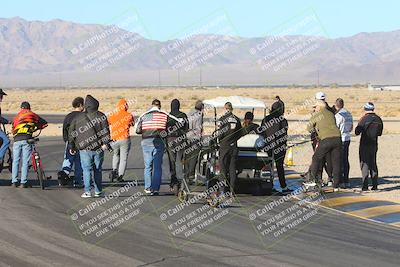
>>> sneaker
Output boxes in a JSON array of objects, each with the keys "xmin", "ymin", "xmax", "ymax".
[
  {"xmin": 109, "ymin": 170, "xmax": 118, "ymax": 182},
  {"xmin": 117, "ymin": 175, "xmax": 125, "ymax": 182},
  {"xmin": 303, "ymin": 181, "xmax": 317, "ymax": 187},
  {"xmin": 94, "ymin": 191, "xmax": 104, "ymax": 198},
  {"xmin": 151, "ymin": 191, "xmax": 159, "ymax": 196},
  {"xmin": 19, "ymin": 182, "xmax": 32, "ymax": 188},
  {"xmin": 371, "ymin": 186, "xmax": 379, "ymax": 191},
  {"xmin": 281, "ymin": 187, "xmax": 293, "ymax": 194},
  {"xmin": 271, "ymin": 188, "xmax": 280, "ymax": 193},
  {"xmin": 327, "ymin": 181, "xmax": 333, "ymax": 187},
  {"xmin": 144, "ymin": 188, "xmax": 152, "ymax": 194},
  {"xmin": 81, "ymin": 192, "xmax": 92, "ymax": 198},
  {"xmin": 333, "ymin": 188, "xmax": 340, "ymax": 192}
]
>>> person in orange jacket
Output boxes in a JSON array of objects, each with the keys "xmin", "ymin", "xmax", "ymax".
[{"xmin": 107, "ymin": 99, "xmax": 135, "ymax": 182}]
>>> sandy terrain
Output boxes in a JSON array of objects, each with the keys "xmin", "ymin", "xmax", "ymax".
[
  {"xmin": 2, "ymin": 86, "xmax": 400, "ymax": 117},
  {"xmin": 2, "ymin": 86, "xmax": 399, "ymax": 202}
]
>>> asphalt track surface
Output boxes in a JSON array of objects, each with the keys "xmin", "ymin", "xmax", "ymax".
[{"xmin": 0, "ymin": 137, "xmax": 399, "ymax": 267}]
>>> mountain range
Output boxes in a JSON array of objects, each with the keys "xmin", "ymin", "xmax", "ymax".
[{"xmin": 1, "ymin": 17, "xmax": 400, "ymax": 87}]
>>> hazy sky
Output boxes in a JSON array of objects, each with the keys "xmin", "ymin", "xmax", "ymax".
[{"xmin": 1, "ymin": 0, "xmax": 400, "ymax": 40}]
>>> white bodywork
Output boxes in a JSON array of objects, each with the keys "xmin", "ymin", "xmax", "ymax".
[{"xmin": 203, "ymin": 96, "xmax": 267, "ymax": 109}]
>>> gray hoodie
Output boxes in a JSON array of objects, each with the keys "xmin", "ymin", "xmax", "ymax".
[{"xmin": 186, "ymin": 108, "xmax": 203, "ymax": 141}]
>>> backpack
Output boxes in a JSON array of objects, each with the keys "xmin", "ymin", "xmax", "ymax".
[{"xmin": 364, "ymin": 115, "xmax": 382, "ymax": 142}]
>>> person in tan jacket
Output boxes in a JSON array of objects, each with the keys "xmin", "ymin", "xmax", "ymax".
[{"xmin": 306, "ymin": 100, "xmax": 342, "ymax": 191}]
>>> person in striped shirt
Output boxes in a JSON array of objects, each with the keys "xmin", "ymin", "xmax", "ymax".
[{"xmin": 136, "ymin": 99, "xmax": 181, "ymax": 195}]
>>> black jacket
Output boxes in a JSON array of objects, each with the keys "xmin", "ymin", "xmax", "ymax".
[
  {"xmin": 62, "ymin": 111, "xmax": 81, "ymax": 142},
  {"xmin": 167, "ymin": 99, "xmax": 188, "ymax": 138},
  {"xmin": 240, "ymin": 122, "xmax": 259, "ymax": 136},
  {"xmin": 261, "ymin": 113, "xmax": 288, "ymax": 155},
  {"xmin": 355, "ymin": 112, "xmax": 383, "ymax": 146},
  {"xmin": 217, "ymin": 111, "xmax": 242, "ymax": 148},
  {"xmin": 69, "ymin": 95, "xmax": 110, "ymax": 151}
]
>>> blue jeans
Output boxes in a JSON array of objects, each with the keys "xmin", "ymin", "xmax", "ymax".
[
  {"xmin": 79, "ymin": 150, "xmax": 104, "ymax": 193},
  {"xmin": 141, "ymin": 138, "xmax": 164, "ymax": 191},
  {"xmin": 61, "ymin": 142, "xmax": 83, "ymax": 184},
  {"xmin": 12, "ymin": 140, "xmax": 33, "ymax": 184},
  {"xmin": 0, "ymin": 129, "xmax": 10, "ymax": 160}
]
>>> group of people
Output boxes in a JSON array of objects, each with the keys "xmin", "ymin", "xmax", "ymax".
[
  {"xmin": 0, "ymin": 88, "xmax": 384, "ymax": 197},
  {"xmin": 306, "ymin": 92, "xmax": 384, "ymax": 191}
]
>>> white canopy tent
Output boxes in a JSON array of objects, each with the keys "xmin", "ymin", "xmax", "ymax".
[
  {"xmin": 203, "ymin": 96, "xmax": 267, "ymax": 128},
  {"xmin": 203, "ymin": 96, "xmax": 267, "ymax": 109}
]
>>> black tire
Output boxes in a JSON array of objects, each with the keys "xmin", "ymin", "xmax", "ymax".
[{"xmin": 37, "ymin": 164, "xmax": 45, "ymax": 190}]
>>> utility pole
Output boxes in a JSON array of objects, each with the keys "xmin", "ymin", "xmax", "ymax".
[
  {"xmin": 158, "ymin": 69, "xmax": 161, "ymax": 88},
  {"xmin": 199, "ymin": 68, "xmax": 202, "ymax": 87},
  {"xmin": 317, "ymin": 69, "xmax": 320, "ymax": 87},
  {"xmin": 177, "ymin": 69, "xmax": 181, "ymax": 87}
]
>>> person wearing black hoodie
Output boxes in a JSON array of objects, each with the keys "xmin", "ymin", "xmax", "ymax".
[
  {"xmin": 166, "ymin": 99, "xmax": 188, "ymax": 191},
  {"xmin": 261, "ymin": 100, "xmax": 291, "ymax": 193},
  {"xmin": 69, "ymin": 95, "xmax": 111, "ymax": 198},
  {"xmin": 355, "ymin": 102, "xmax": 383, "ymax": 191}
]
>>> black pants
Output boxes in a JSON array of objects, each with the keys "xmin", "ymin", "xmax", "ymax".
[
  {"xmin": 340, "ymin": 140, "xmax": 351, "ymax": 184},
  {"xmin": 219, "ymin": 145, "xmax": 238, "ymax": 193},
  {"xmin": 184, "ymin": 139, "xmax": 201, "ymax": 181},
  {"xmin": 359, "ymin": 144, "xmax": 378, "ymax": 188},
  {"xmin": 268, "ymin": 149, "xmax": 287, "ymax": 189},
  {"xmin": 166, "ymin": 137, "xmax": 185, "ymax": 185},
  {"xmin": 313, "ymin": 140, "xmax": 333, "ymax": 182},
  {"xmin": 310, "ymin": 137, "xmax": 342, "ymax": 188}
]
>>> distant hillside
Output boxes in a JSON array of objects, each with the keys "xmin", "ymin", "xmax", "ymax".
[{"xmin": 1, "ymin": 17, "xmax": 400, "ymax": 86}]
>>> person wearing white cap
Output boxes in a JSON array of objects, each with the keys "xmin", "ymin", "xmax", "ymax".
[
  {"xmin": 355, "ymin": 102, "xmax": 383, "ymax": 191},
  {"xmin": 315, "ymin": 92, "xmax": 336, "ymax": 114},
  {"xmin": 315, "ymin": 92, "xmax": 326, "ymax": 101},
  {"xmin": 311, "ymin": 92, "xmax": 334, "ymax": 184},
  {"xmin": 306, "ymin": 100, "xmax": 342, "ymax": 191}
]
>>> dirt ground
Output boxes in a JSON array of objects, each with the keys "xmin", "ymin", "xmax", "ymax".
[
  {"xmin": 3, "ymin": 86, "xmax": 400, "ymax": 117},
  {"xmin": 2, "ymin": 86, "xmax": 399, "ymax": 202}
]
